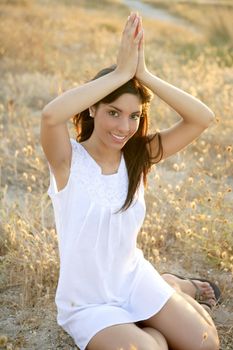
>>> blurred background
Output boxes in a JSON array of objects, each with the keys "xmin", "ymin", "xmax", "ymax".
[{"xmin": 0, "ymin": 0, "xmax": 232, "ymax": 349}]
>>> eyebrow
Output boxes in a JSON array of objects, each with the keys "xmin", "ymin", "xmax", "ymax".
[{"xmin": 108, "ymin": 104, "xmax": 142, "ymax": 114}]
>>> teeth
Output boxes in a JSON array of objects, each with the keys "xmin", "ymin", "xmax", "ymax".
[{"xmin": 111, "ymin": 134, "xmax": 126, "ymax": 140}]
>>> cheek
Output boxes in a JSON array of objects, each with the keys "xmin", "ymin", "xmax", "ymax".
[
  {"xmin": 94, "ymin": 114, "xmax": 109, "ymax": 131},
  {"xmin": 130, "ymin": 121, "xmax": 140, "ymax": 134}
]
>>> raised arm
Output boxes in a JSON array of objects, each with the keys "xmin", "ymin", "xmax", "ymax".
[
  {"xmin": 42, "ymin": 71, "xmax": 127, "ymax": 127},
  {"xmin": 135, "ymin": 17, "xmax": 215, "ymax": 161},
  {"xmin": 40, "ymin": 71, "xmax": 127, "ymax": 191},
  {"xmin": 40, "ymin": 13, "xmax": 143, "ymax": 191}
]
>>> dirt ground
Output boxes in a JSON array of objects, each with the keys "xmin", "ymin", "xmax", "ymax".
[{"xmin": 1, "ymin": 263, "xmax": 233, "ymax": 350}]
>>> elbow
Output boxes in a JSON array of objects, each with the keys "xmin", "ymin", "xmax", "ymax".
[
  {"xmin": 208, "ymin": 109, "xmax": 215, "ymax": 123},
  {"xmin": 41, "ymin": 106, "xmax": 57, "ymax": 126},
  {"xmin": 42, "ymin": 103, "xmax": 52, "ymax": 119},
  {"xmin": 202, "ymin": 109, "xmax": 215, "ymax": 128}
]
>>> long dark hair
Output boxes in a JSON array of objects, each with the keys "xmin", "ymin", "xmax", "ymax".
[{"xmin": 73, "ymin": 65, "xmax": 163, "ymax": 211}]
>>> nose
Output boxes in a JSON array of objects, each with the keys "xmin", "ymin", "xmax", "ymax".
[{"xmin": 117, "ymin": 117, "xmax": 130, "ymax": 134}]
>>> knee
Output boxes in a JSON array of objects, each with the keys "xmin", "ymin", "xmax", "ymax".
[
  {"xmin": 137, "ymin": 341, "xmax": 167, "ymax": 350},
  {"xmin": 129, "ymin": 339, "xmax": 159, "ymax": 350},
  {"xmin": 200, "ymin": 332, "xmax": 220, "ymax": 350},
  {"xmin": 139, "ymin": 336, "xmax": 164, "ymax": 350},
  {"xmin": 142, "ymin": 327, "xmax": 168, "ymax": 350}
]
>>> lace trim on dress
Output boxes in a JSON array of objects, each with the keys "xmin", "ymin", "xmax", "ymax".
[{"xmin": 70, "ymin": 139, "xmax": 129, "ymax": 209}]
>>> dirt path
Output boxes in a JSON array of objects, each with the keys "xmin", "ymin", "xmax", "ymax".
[{"xmin": 122, "ymin": 0, "xmax": 199, "ymax": 32}]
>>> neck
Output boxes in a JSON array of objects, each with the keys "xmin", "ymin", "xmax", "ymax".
[{"xmin": 81, "ymin": 135, "xmax": 122, "ymax": 164}]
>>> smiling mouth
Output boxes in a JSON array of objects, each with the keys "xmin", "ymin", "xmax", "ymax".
[{"xmin": 111, "ymin": 133, "xmax": 127, "ymax": 141}]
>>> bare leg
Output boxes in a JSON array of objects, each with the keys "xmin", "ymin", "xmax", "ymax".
[
  {"xmin": 142, "ymin": 327, "xmax": 168, "ymax": 350},
  {"xmin": 86, "ymin": 322, "xmax": 168, "ymax": 350},
  {"xmin": 177, "ymin": 290, "xmax": 216, "ymax": 327},
  {"xmin": 139, "ymin": 291, "xmax": 220, "ymax": 350}
]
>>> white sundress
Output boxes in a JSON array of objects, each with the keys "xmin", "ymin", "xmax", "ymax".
[{"xmin": 48, "ymin": 138, "xmax": 175, "ymax": 350}]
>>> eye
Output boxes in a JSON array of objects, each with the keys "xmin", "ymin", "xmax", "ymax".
[
  {"xmin": 108, "ymin": 110, "xmax": 119, "ymax": 117},
  {"xmin": 130, "ymin": 114, "xmax": 141, "ymax": 120}
]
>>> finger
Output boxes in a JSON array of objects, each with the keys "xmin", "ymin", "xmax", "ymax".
[
  {"xmin": 124, "ymin": 15, "xmax": 139, "ymax": 39},
  {"xmin": 124, "ymin": 14, "xmax": 132, "ymax": 29},
  {"xmin": 124, "ymin": 13, "xmax": 135, "ymax": 27},
  {"xmin": 131, "ymin": 15, "xmax": 139, "ymax": 34},
  {"xmin": 137, "ymin": 16, "xmax": 142, "ymax": 31},
  {"xmin": 134, "ymin": 29, "xmax": 144, "ymax": 45},
  {"xmin": 134, "ymin": 18, "xmax": 140, "ymax": 38},
  {"xmin": 123, "ymin": 13, "xmax": 137, "ymax": 34},
  {"xmin": 134, "ymin": 15, "xmax": 142, "ymax": 38},
  {"xmin": 136, "ymin": 17, "xmax": 143, "ymax": 47},
  {"xmin": 138, "ymin": 19, "xmax": 144, "ymax": 50},
  {"xmin": 128, "ymin": 12, "xmax": 137, "ymax": 23},
  {"xmin": 138, "ymin": 29, "xmax": 144, "ymax": 50}
]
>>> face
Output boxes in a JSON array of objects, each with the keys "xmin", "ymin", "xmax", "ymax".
[{"xmin": 90, "ymin": 93, "xmax": 142, "ymax": 150}]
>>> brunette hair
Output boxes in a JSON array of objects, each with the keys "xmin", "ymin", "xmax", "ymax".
[{"xmin": 73, "ymin": 65, "xmax": 163, "ymax": 211}]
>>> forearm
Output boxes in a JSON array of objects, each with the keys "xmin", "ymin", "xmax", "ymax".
[
  {"xmin": 42, "ymin": 70, "xmax": 128, "ymax": 125},
  {"xmin": 137, "ymin": 70, "xmax": 215, "ymax": 127}
]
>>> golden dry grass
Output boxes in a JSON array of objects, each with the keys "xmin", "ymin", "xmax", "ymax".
[
  {"xmin": 145, "ymin": 0, "xmax": 233, "ymax": 48},
  {"xmin": 0, "ymin": 0, "xmax": 232, "ymax": 349}
]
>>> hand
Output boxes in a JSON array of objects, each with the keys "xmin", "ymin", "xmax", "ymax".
[
  {"xmin": 135, "ymin": 16, "xmax": 148, "ymax": 80},
  {"xmin": 116, "ymin": 13, "xmax": 144, "ymax": 80}
]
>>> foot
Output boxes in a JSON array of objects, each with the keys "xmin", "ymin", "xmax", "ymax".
[{"xmin": 162, "ymin": 273, "xmax": 217, "ymax": 307}]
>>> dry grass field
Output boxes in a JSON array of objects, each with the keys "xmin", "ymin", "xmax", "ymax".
[{"xmin": 0, "ymin": 0, "xmax": 232, "ymax": 349}]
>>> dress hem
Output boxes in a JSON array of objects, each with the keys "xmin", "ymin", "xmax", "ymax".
[{"xmin": 63, "ymin": 288, "xmax": 176, "ymax": 350}]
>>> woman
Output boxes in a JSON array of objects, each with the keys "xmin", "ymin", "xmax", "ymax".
[{"xmin": 41, "ymin": 13, "xmax": 219, "ymax": 350}]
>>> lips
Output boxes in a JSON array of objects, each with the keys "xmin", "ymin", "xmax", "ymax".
[{"xmin": 111, "ymin": 133, "xmax": 127, "ymax": 142}]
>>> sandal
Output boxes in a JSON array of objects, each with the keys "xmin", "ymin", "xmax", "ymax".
[{"xmin": 162, "ymin": 273, "xmax": 221, "ymax": 308}]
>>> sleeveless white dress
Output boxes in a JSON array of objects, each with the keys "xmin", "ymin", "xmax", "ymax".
[{"xmin": 48, "ymin": 138, "xmax": 175, "ymax": 350}]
